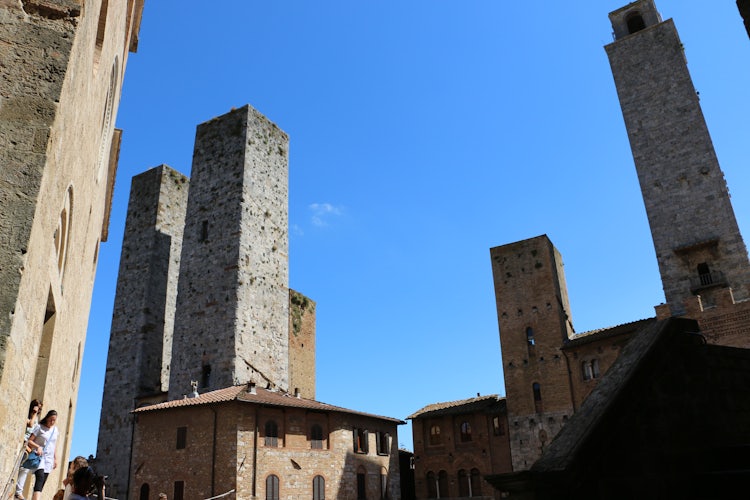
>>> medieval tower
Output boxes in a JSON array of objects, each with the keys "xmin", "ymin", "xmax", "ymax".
[
  {"xmin": 168, "ymin": 106, "xmax": 291, "ymax": 398},
  {"xmin": 97, "ymin": 166, "xmax": 190, "ymax": 498},
  {"xmin": 605, "ymin": 0, "xmax": 750, "ymax": 330},
  {"xmin": 489, "ymin": 235, "xmax": 576, "ymax": 471},
  {"xmin": 97, "ymin": 106, "xmax": 316, "ymax": 498},
  {"xmin": 0, "ymin": 0, "xmax": 142, "ymax": 493}
]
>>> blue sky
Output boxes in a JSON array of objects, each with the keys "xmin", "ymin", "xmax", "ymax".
[{"xmin": 71, "ymin": 1, "xmax": 750, "ymax": 457}]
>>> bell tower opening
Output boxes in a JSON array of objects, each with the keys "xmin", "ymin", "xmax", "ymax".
[{"xmin": 626, "ymin": 12, "xmax": 646, "ymax": 34}]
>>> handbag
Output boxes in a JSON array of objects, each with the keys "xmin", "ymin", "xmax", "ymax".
[
  {"xmin": 21, "ymin": 451, "xmax": 40, "ymax": 470},
  {"xmin": 21, "ymin": 427, "xmax": 55, "ymax": 470}
]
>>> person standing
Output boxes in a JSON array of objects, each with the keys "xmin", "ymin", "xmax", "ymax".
[{"xmin": 16, "ymin": 410, "xmax": 59, "ymax": 500}]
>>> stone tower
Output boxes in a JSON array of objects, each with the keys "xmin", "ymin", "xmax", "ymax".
[
  {"xmin": 96, "ymin": 166, "xmax": 189, "ymax": 498},
  {"xmin": 0, "ymin": 0, "xmax": 142, "ymax": 491},
  {"xmin": 168, "ymin": 106, "xmax": 291, "ymax": 398},
  {"xmin": 490, "ymin": 235, "xmax": 576, "ymax": 471},
  {"xmin": 605, "ymin": 0, "xmax": 750, "ymax": 316}
]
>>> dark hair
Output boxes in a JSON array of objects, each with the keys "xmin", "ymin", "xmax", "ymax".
[
  {"xmin": 40, "ymin": 410, "xmax": 57, "ymax": 427},
  {"xmin": 73, "ymin": 467, "xmax": 95, "ymax": 495},
  {"xmin": 28, "ymin": 399, "xmax": 42, "ymax": 419}
]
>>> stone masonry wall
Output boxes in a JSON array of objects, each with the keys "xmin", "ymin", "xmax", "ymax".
[
  {"xmin": 97, "ymin": 165, "xmax": 189, "ymax": 499},
  {"xmin": 0, "ymin": 0, "xmax": 140, "ymax": 489},
  {"xmin": 289, "ymin": 289, "xmax": 316, "ymax": 399},
  {"xmin": 606, "ymin": 7, "xmax": 750, "ymax": 313},
  {"xmin": 490, "ymin": 235, "xmax": 576, "ymax": 471},
  {"xmin": 169, "ymin": 106, "xmax": 290, "ymax": 398}
]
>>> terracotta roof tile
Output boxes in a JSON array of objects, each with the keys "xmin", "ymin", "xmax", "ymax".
[
  {"xmin": 133, "ymin": 385, "xmax": 404, "ymax": 424},
  {"xmin": 407, "ymin": 394, "xmax": 504, "ymax": 419},
  {"xmin": 562, "ymin": 317, "xmax": 656, "ymax": 348}
]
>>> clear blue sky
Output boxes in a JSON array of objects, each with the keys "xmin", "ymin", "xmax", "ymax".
[{"xmin": 71, "ymin": 1, "xmax": 750, "ymax": 457}]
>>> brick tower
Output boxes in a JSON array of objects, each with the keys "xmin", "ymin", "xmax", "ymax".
[
  {"xmin": 605, "ymin": 0, "xmax": 750, "ymax": 318},
  {"xmin": 490, "ymin": 235, "xmax": 576, "ymax": 471},
  {"xmin": 97, "ymin": 166, "xmax": 189, "ymax": 498},
  {"xmin": 168, "ymin": 106, "xmax": 291, "ymax": 398}
]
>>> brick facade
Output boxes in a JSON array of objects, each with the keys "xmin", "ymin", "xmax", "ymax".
[
  {"xmin": 130, "ymin": 385, "xmax": 402, "ymax": 500},
  {"xmin": 409, "ymin": 396, "xmax": 511, "ymax": 500}
]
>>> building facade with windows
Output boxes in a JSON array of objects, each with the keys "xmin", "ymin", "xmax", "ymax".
[
  {"xmin": 0, "ymin": 0, "xmax": 143, "ymax": 494},
  {"xmin": 130, "ymin": 384, "xmax": 402, "ymax": 500},
  {"xmin": 408, "ymin": 395, "xmax": 511, "ymax": 499}
]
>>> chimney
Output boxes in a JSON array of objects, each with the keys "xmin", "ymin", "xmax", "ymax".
[
  {"xmin": 294, "ymin": 388, "xmax": 300, "ymax": 398},
  {"xmin": 247, "ymin": 381, "xmax": 257, "ymax": 395}
]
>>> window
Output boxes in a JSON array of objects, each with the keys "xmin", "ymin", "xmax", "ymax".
[
  {"xmin": 438, "ymin": 470, "xmax": 449, "ymax": 498},
  {"xmin": 313, "ymin": 475, "xmax": 325, "ymax": 500},
  {"xmin": 201, "ymin": 220, "xmax": 209, "ymax": 241},
  {"xmin": 626, "ymin": 12, "xmax": 646, "ymax": 34},
  {"xmin": 139, "ymin": 484, "xmax": 149, "ymax": 500},
  {"xmin": 492, "ymin": 416, "xmax": 505, "ymax": 436},
  {"xmin": 526, "ymin": 327, "xmax": 535, "ymax": 346},
  {"xmin": 265, "ymin": 420, "xmax": 279, "ymax": 447},
  {"xmin": 428, "ymin": 425, "xmax": 441, "ymax": 446},
  {"xmin": 582, "ymin": 360, "xmax": 601, "ymax": 381},
  {"xmin": 376, "ymin": 431, "xmax": 390, "ymax": 455},
  {"xmin": 426, "ymin": 471, "xmax": 437, "ymax": 498},
  {"xmin": 698, "ymin": 262, "xmax": 712, "ymax": 285},
  {"xmin": 173, "ymin": 481, "xmax": 184, "ymax": 500},
  {"xmin": 470, "ymin": 468, "xmax": 483, "ymax": 496},
  {"xmin": 533, "ymin": 383, "xmax": 543, "ymax": 413},
  {"xmin": 201, "ymin": 364, "xmax": 211, "ymax": 388},
  {"xmin": 353, "ymin": 428, "xmax": 368, "ymax": 454},
  {"xmin": 176, "ymin": 426, "xmax": 187, "ymax": 449},
  {"xmin": 55, "ymin": 186, "xmax": 73, "ymax": 277},
  {"xmin": 357, "ymin": 467, "xmax": 367, "ymax": 500},
  {"xmin": 458, "ymin": 469, "xmax": 470, "ymax": 497},
  {"xmin": 311, "ymin": 424, "xmax": 324, "ymax": 449},
  {"xmin": 266, "ymin": 475, "xmax": 279, "ymax": 500},
  {"xmin": 460, "ymin": 421, "xmax": 472, "ymax": 442}
]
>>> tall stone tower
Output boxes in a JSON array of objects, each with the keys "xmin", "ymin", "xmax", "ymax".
[
  {"xmin": 96, "ymin": 166, "xmax": 189, "ymax": 498},
  {"xmin": 0, "ymin": 0, "xmax": 142, "ymax": 490},
  {"xmin": 490, "ymin": 235, "xmax": 576, "ymax": 471},
  {"xmin": 168, "ymin": 106, "xmax": 291, "ymax": 398},
  {"xmin": 605, "ymin": 0, "xmax": 750, "ymax": 317}
]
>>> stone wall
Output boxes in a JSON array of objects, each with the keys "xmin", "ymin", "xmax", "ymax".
[
  {"xmin": 606, "ymin": 1, "xmax": 750, "ymax": 313},
  {"xmin": 0, "ymin": 0, "xmax": 141, "ymax": 490},
  {"xmin": 169, "ymin": 106, "xmax": 291, "ymax": 398},
  {"xmin": 97, "ymin": 165, "xmax": 189, "ymax": 499}
]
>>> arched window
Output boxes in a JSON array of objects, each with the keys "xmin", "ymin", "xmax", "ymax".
[
  {"xmin": 626, "ymin": 12, "xmax": 646, "ymax": 34},
  {"xmin": 429, "ymin": 424, "xmax": 441, "ymax": 445},
  {"xmin": 533, "ymin": 382, "xmax": 543, "ymax": 413},
  {"xmin": 265, "ymin": 475, "xmax": 279, "ymax": 500},
  {"xmin": 470, "ymin": 468, "xmax": 483, "ymax": 496},
  {"xmin": 55, "ymin": 186, "xmax": 73, "ymax": 277},
  {"xmin": 139, "ymin": 483, "xmax": 149, "ymax": 500},
  {"xmin": 458, "ymin": 469, "xmax": 470, "ymax": 497},
  {"xmin": 265, "ymin": 420, "xmax": 279, "ymax": 447},
  {"xmin": 426, "ymin": 471, "xmax": 438, "ymax": 498},
  {"xmin": 438, "ymin": 470, "xmax": 449, "ymax": 498},
  {"xmin": 460, "ymin": 421, "xmax": 472, "ymax": 442},
  {"xmin": 313, "ymin": 475, "xmax": 325, "ymax": 500},
  {"xmin": 526, "ymin": 327, "xmax": 535, "ymax": 346},
  {"xmin": 311, "ymin": 424, "xmax": 324, "ymax": 449}
]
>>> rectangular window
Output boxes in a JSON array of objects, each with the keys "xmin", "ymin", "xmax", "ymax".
[
  {"xmin": 376, "ymin": 431, "xmax": 390, "ymax": 455},
  {"xmin": 176, "ymin": 427, "xmax": 187, "ymax": 449},
  {"xmin": 492, "ymin": 416, "xmax": 505, "ymax": 436},
  {"xmin": 353, "ymin": 428, "xmax": 368, "ymax": 454},
  {"xmin": 173, "ymin": 481, "xmax": 185, "ymax": 500}
]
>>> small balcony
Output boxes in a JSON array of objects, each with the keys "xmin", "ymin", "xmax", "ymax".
[{"xmin": 690, "ymin": 271, "xmax": 728, "ymax": 293}]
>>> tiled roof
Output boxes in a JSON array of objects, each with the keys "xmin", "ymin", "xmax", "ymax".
[
  {"xmin": 562, "ymin": 317, "xmax": 656, "ymax": 349},
  {"xmin": 407, "ymin": 394, "xmax": 504, "ymax": 419},
  {"xmin": 132, "ymin": 384, "xmax": 404, "ymax": 424}
]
